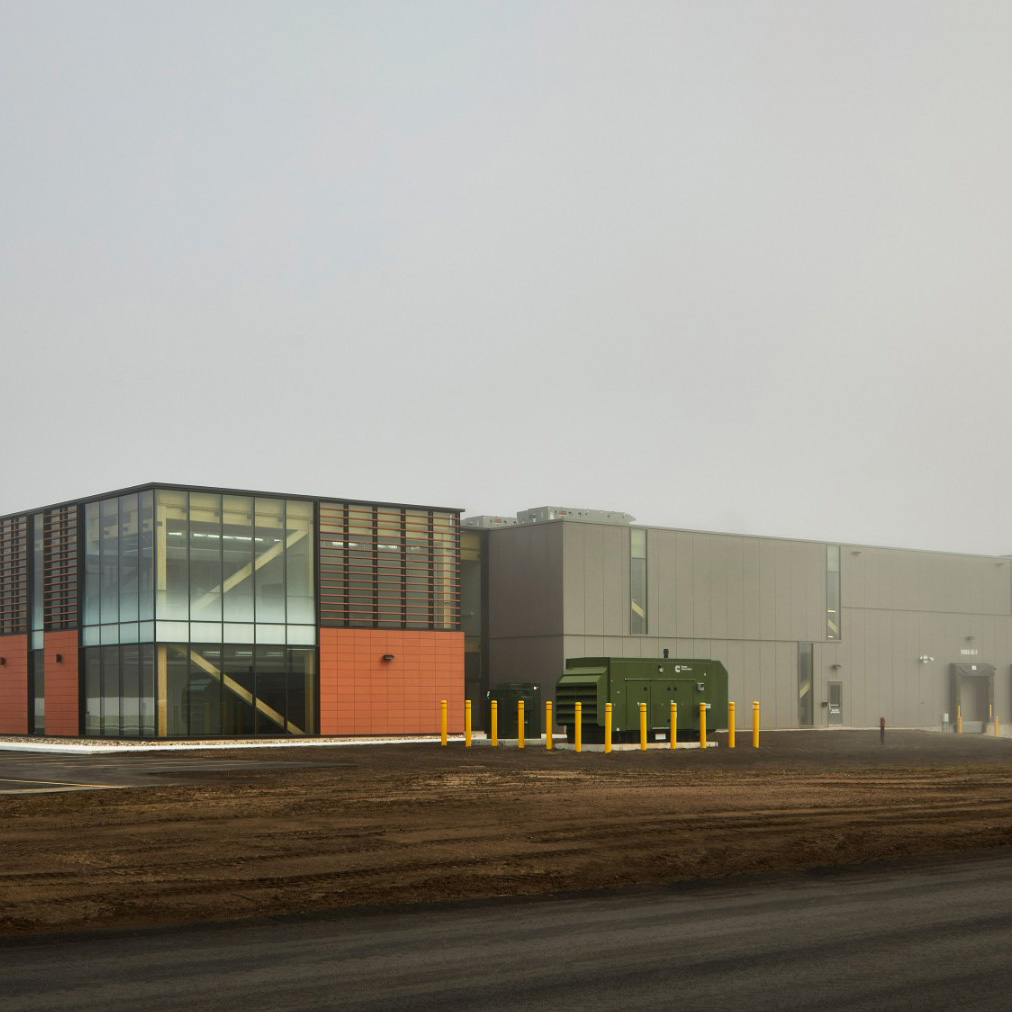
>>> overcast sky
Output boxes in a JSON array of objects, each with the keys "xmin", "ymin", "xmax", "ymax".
[{"xmin": 2, "ymin": 1, "xmax": 1011, "ymax": 554}]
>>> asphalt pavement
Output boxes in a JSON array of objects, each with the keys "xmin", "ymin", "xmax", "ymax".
[
  {"xmin": 0, "ymin": 752, "xmax": 348, "ymax": 793},
  {"xmin": 3, "ymin": 847, "xmax": 1012, "ymax": 1010}
]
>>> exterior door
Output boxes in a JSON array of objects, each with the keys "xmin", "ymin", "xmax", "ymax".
[{"xmin": 828, "ymin": 681, "xmax": 843, "ymax": 725}]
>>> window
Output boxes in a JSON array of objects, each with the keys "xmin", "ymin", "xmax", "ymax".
[
  {"xmin": 826, "ymin": 546, "xmax": 841, "ymax": 640},
  {"xmin": 630, "ymin": 529, "xmax": 647, "ymax": 634},
  {"xmin": 798, "ymin": 642, "xmax": 813, "ymax": 725}
]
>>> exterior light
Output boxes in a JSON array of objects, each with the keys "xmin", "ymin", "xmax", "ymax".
[
  {"xmin": 0, "ymin": 657, "xmax": 5, "ymax": 665},
  {"xmin": 56, "ymin": 654, "xmax": 63, "ymax": 663},
  {"xmin": 382, "ymin": 654, "xmax": 395, "ymax": 662}
]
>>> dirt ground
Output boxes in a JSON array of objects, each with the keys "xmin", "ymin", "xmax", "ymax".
[{"xmin": 4, "ymin": 729, "xmax": 1012, "ymax": 937}]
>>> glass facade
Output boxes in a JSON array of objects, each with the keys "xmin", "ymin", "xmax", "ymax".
[{"xmin": 78, "ymin": 488, "xmax": 321, "ymax": 738}]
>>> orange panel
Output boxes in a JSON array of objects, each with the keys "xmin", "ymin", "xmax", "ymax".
[
  {"xmin": 319, "ymin": 628, "xmax": 463, "ymax": 735},
  {"xmin": 44, "ymin": 631, "xmax": 79, "ymax": 736},
  {"xmin": 0, "ymin": 633, "xmax": 29, "ymax": 735}
]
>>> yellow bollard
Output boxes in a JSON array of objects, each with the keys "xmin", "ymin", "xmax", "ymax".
[
  {"xmin": 605, "ymin": 702, "xmax": 612, "ymax": 753},
  {"xmin": 670, "ymin": 701, "xmax": 677, "ymax": 749},
  {"xmin": 699, "ymin": 702, "xmax": 707, "ymax": 748},
  {"xmin": 465, "ymin": 699, "xmax": 471, "ymax": 747},
  {"xmin": 575, "ymin": 701, "xmax": 582, "ymax": 753},
  {"xmin": 639, "ymin": 701, "xmax": 648, "ymax": 751},
  {"xmin": 995, "ymin": 714, "xmax": 1000, "ymax": 737},
  {"xmin": 728, "ymin": 701, "xmax": 735, "ymax": 749},
  {"xmin": 957, "ymin": 705, "xmax": 962, "ymax": 735},
  {"xmin": 752, "ymin": 701, "xmax": 760, "ymax": 748},
  {"xmin": 518, "ymin": 699, "xmax": 525, "ymax": 749},
  {"xmin": 440, "ymin": 699, "xmax": 447, "ymax": 746},
  {"xmin": 490, "ymin": 699, "xmax": 498, "ymax": 747},
  {"xmin": 546, "ymin": 700, "xmax": 553, "ymax": 750}
]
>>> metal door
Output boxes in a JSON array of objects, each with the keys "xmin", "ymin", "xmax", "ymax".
[{"xmin": 828, "ymin": 681, "xmax": 843, "ymax": 725}]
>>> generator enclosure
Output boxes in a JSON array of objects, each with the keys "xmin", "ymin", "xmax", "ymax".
[
  {"xmin": 485, "ymin": 682, "xmax": 542, "ymax": 739},
  {"xmin": 555, "ymin": 657, "xmax": 729, "ymax": 742}
]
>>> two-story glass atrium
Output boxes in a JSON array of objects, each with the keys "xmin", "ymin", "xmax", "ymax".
[{"xmin": 0, "ymin": 484, "xmax": 464, "ymax": 739}]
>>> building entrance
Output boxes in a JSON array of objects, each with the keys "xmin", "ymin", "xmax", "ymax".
[{"xmin": 950, "ymin": 663, "xmax": 995, "ymax": 733}]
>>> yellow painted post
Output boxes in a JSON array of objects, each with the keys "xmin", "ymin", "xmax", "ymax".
[
  {"xmin": 995, "ymin": 714, "xmax": 1000, "ymax": 737},
  {"xmin": 670, "ymin": 701, "xmax": 677, "ymax": 749},
  {"xmin": 518, "ymin": 699, "xmax": 525, "ymax": 749},
  {"xmin": 465, "ymin": 700, "xmax": 471, "ymax": 747},
  {"xmin": 639, "ymin": 701, "xmax": 648, "ymax": 751},
  {"xmin": 440, "ymin": 699, "xmax": 447, "ymax": 746},
  {"xmin": 546, "ymin": 700, "xmax": 553, "ymax": 750},
  {"xmin": 575, "ymin": 701, "xmax": 582, "ymax": 753},
  {"xmin": 728, "ymin": 701, "xmax": 735, "ymax": 749},
  {"xmin": 752, "ymin": 701, "xmax": 760, "ymax": 748},
  {"xmin": 491, "ymin": 700, "xmax": 498, "ymax": 747},
  {"xmin": 699, "ymin": 703, "xmax": 707, "ymax": 748},
  {"xmin": 605, "ymin": 702, "xmax": 612, "ymax": 753},
  {"xmin": 957, "ymin": 705, "xmax": 962, "ymax": 735}
]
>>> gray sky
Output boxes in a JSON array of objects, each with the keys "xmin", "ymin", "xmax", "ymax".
[{"xmin": 2, "ymin": 1, "xmax": 1011, "ymax": 554}]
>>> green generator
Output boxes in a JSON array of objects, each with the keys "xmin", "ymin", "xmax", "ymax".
[{"xmin": 555, "ymin": 656, "xmax": 729, "ymax": 743}]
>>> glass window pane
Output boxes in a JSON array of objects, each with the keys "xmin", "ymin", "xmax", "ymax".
[
  {"xmin": 189, "ymin": 492, "xmax": 222, "ymax": 622},
  {"xmin": 139, "ymin": 644, "xmax": 155, "ymax": 737},
  {"xmin": 285, "ymin": 500, "xmax": 315, "ymax": 625},
  {"xmin": 254, "ymin": 498, "xmax": 286, "ymax": 623},
  {"xmin": 119, "ymin": 494, "xmax": 140, "ymax": 623},
  {"xmin": 223, "ymin": 622, "xmax": 256, "ymax": 644},
  {"xmin": 85, "ymin": 648, "xmax": 100, "ymax": 736},
  {"xmin": 101, "ymin": 645, "xmax": 120, "ymax": 737},
  {"xmin": 255, "ymin": 623, "xmax": 286, "ymax": 644},
  {"xmin": 165, "ymin": 645, "xmax": 190, "ymax": 736},
  {"xmin": 156, "ymin": 620, "xmax": 189, "ymax": 642},
  {"xmin": 138, "ymin": 491, "xmax": 155, "ymax": 621},
  {"xmin": 100, "ymin": 498, "xmax": 119, "ymax": 624},
  {"xmin": 83, "ymin": 503, "xmax": 100, "ymax": 626},
  {"xmin": 188, "ymin": 646, "xmax": 222, "ymax": 737},
  {"xmin": 190, "ymin": 622, "xmax": 223, "ymax": 643},
  {"xmin": 157, "ymin": 490, "xmax": 189, "ymax": 620},
  {"xmin": 121, "ymin": 644, "xmax": 141, "ymax": 737},
  {"xmin": 287, "ymin": 647, "xmax": 315, "ymax": 735},
  {"xmin": 222, "ymin": 646, "xmax": 256, "ymax": 735},
  {"xmin": 222, "ymin": 496, "xmax": 254, "ymax": 622},
  {"xmin": 287, "ymin": 624, "xmax": 316, "ymax": 645},
  {"xmin": 255, "ymin": 646, "xmax": 288, "ymax": 736}
]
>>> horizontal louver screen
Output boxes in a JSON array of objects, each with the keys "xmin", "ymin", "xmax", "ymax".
[
  {"xmin": 319, "ymin": 502, "xmax": 460, "ymax": 630},
  {"xmin": 0, "ymin": 515, "xmax": 28, "ymax": 635}
]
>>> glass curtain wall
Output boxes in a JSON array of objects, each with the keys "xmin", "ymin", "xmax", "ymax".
[
  {"xmin": 153, "ymin": 490, "xmax": 316, "ymax": 738},
  {"xmin": 82, "ymin": 488, "xmax": 317, "ymax": 738}
]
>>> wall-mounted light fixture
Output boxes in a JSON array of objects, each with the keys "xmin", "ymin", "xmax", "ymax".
[
  {"xmin": 381, "ymin": 654, "xmax": 395, "ymax": 662},
  {"xmin": 965, "ymin": 635, "xmax": 975, "ymax": 643},
  {"xmin": 918, "ymin": 655, "xmax": 935, "ymax": 664},
  {"xmin": 831, "ymin": 663, "xmax": 842, "ymax": 670},
  {"xmin": 851, "ymin": 550, "xmax": 862, "ymax": 556},
  {"xmin": 0, "ymin": 657, "xmax": 5, "ymax": 666},
  {"xmin": 55, "ymin": 654, "xmax": 63, "ymax": 663}
]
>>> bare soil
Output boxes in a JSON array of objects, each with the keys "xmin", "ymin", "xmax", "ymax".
[{"xmin": 4, "ymin": 729, "xmax": 1012, "ymax": 937}]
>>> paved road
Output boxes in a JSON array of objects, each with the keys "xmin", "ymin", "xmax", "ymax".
[
  {"xmin": 3, "ymin": 848, "xmax": 1012, "ymax": 1010},
  {"xmin": 0, "ymin": 752, "xmax": 348, "ymax": 793}
]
